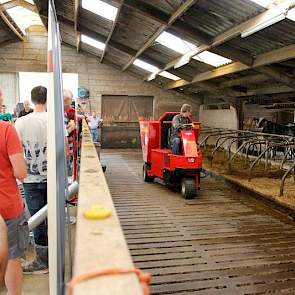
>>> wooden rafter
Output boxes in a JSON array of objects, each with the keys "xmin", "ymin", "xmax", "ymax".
[
  {"xmin": 0, "ymin": 10, "xmax": 24, "ymax": 41},
  {"xmin": 165, "ymin": 44, "xmax": 295, "ymax": 90},
  {"xmin": 74, "ymin": 0, "xmax": 80, "ymax": 52},
  {"xmin": 0, "ymin": 0, "xmax": 19, "ymax": 12},
  {"xmin": 146, "ymin": 0, "xmax": 295, "ymax": 81},
  {"xmin": 100, "ymin": 1, "xmax": 123, "ymax": 63},
  {"xmin": 219, "ymin": 74, "xmax": 268, "ymax": 89},
  {"xmin": 121, "ymin": 0, "xmax": 197, "ymax": 72},
  {"xmin": 19, "ymin": 0, "xmax": 38, "ymax": 13}
]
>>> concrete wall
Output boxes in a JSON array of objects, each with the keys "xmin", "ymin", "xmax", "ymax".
[
  {"xmin": 199, "ymin": 105, "xmax": 238, "ymax": 129},
  {"xmin": 0, "ymin": 28, "xmax": 200, "ymax": 118}
]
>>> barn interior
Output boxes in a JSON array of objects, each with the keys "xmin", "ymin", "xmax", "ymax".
[{"xmin": 1, "ymin": 0, "xmax": 295, "ymax": 294}]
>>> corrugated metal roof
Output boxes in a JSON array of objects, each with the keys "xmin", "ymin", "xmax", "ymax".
[
  {"xmin": 79, "ymin": 8, "xmax": 112, "ymax": 38},
  {"xmin": 0, "ymin": 18, "xmax": 13, "ymax": 42},
  {"xmin": 112, "ymin": 6, "xmax": 162, "ymax": 51},
  {"xmin": 55, "ymin": 0, "xmax": 74, "ymax": 21},
  {"xmin": 140, "ymin": 0, "xmax": 184, "ymax": 15},
  {"xmin": 225, "ymin": 19, "xmax": 295, "ymax": 56},
  {"xmin": 104, "ymin": 47, "xmax": 131, "ymax": 68},
  {"xmin": 181, "ymin": 0, "xmax": 265, "ymax": 38},
  {"xmin": 144, "ymin": 43, "xmax": 181, "ymax": 64}
]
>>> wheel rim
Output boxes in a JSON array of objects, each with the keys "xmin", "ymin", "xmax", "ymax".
[
  {"xmin": 181, "ymin": 181, "xmax": 186, "ymax": 195},
  {"xmin": 143, "ymin": 168, "xmax": 146, "ymax": 179}
]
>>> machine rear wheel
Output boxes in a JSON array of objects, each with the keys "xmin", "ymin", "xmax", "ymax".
[
  {"xmin": 181, "ymin": 178, "xmax": 196, "ymax": 199},
  {"xmin": 143, "ymin": 165, "xmax": 154, "ymax": 182}
]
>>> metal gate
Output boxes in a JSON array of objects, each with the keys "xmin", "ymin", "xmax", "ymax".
[{"xmin": 102, "ymin": 95, "xmax": 153, "ymax": 148}]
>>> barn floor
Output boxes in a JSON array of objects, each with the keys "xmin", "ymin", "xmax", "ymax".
[{"xmin": 103, "ymin": 149, "xmax": 295, "ymax": 295}]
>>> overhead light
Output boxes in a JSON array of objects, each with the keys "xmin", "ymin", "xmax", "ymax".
[
  {"xmin": 159, "ymin": 71, "xmax": 181, "ymax": 81},
  {"xmin": 155, "ymin": 31, "xmax": 196, "ymax": 55},
  {"xmin": 133, "ymin": 59, "xmax": 159, "ymax": 72},
  {"xmin": 82, "ymin": 0, "xmax": 118, "ymax": 21},
  {"xmin": 81, "ymin": 34, "xmax": 105, "ymax": 50},
  {"xmin": 241, "ymin": 7, "xmax": 287, "ymax": 38},
  {"xmin": 192, "ymin": 51, "xmax": 231, "ymax": 67}
]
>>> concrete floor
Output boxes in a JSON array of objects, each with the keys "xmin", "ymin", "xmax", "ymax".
[{"xmin": 0, "ymin": 206, "xmax": 76, "ymax": 295}]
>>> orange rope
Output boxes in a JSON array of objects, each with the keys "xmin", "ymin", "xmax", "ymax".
[{"xmin": 67, "ymin": 268, "xmax": 151, "ymax": 295}]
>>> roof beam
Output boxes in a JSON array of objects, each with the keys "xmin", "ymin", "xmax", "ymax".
[
  {"xmin": 219, "ymin": 74, "xmax": 268, "ymax": 88},
  {"xmin": 0, "ymin": 0, "xmax": 18, "ymax": 12},
  {"xmin": 123, "ymin": 0, "xmax": 169, "ymax": 24},
  {"xmin": 100, "ymin": 1, "xmax": 123, "ymax": 63},
  {"xmin": 204, "ymin": 85, "xmax": 293, "ymax": 99},
  {"xmin": 147, "ymin": 0, "xmax": 295, "ymax": 80},
  {"xmin": 0, "ymin": 0, "xmax": 37, "ymax": 13},
  {"xmin": 76, "ymin": 32, "xmax": 81, "ymax": 52},
  {"xmin": 78, "ymin": 24, "xmax": 185, "ymax": 78},
  {"xmin": 165, "ymin": 44, "xmax": 295, "ymax": 90},
  {"xmin": 0, "ymin": 10, "xmax": 24, "ymax": 41},
  {"xmin": 255, "ymin": 66, "xmax": 295, "ymax": 89},
  {"xmin": 79, "ymin": 25, "xmax": 137, "ymax": 56},
  {"xmin": 74, "ymin": 0, "xmax": 79, "ymax": 52},
  {"xmin": 18, "ymin": 0, "xmax": 38, "ymax": 13},
  {"xmin": 121, "ymin": 0, "xmax": 197, "ymax": 72},
  {"xmin": 210, "ymin": 43, "xmax": 295, "ymax": 89},
  {"xmin": 122, "ymin": 0, "xmax": 211, "ymax": 44}
]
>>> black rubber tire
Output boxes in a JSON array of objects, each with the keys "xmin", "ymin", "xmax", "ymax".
[
  {"xmin": 143, "ymin": 165, "xmax": 154, "ymax": 182},
  {"xmin": 181, "ymin": 178, "xmax": 196, "ymax": 199}
]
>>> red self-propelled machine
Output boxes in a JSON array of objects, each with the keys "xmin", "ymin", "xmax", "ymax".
[{"xmin": 140, "ymin": 112, "xmax": 202, "ymax": 199}]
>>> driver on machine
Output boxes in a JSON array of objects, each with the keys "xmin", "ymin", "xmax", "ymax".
[{"xmin": 170, "ymin": 104, "xmax": 192, "ymax": 155}]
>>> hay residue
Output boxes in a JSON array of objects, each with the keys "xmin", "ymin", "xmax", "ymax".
[{"xmin": 202, "ymin": 147, "xmax": 295, "ymax": 209}]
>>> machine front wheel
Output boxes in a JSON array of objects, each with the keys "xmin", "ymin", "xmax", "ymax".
[
  {"xmin": 143, "ymin": 165, "xmax": 154, "ymax": 182},
  {"xmin": 181, "ymin": 178, "xmax": 196, "ymax": 199}
]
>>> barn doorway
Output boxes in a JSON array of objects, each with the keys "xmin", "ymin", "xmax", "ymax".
[{"xmin": 101, "ymin": 95, "xmax": 153, "ymax": 148}]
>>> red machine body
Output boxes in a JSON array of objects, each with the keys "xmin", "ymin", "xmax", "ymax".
[{"xmin": 140, "ymin": 112, "xmax": 202, "ymax": 198}]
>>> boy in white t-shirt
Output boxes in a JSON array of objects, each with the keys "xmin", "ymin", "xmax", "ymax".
[{"xmin": 15, "ymin": 86, "xmax": 48, "ymax": 274}]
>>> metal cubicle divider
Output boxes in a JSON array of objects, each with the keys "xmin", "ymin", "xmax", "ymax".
[{"xmin": 47, "ymin": 0, "xmax": 67, "ymax": 294}]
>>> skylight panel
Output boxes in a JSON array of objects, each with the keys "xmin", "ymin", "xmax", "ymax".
[
  {"xmin": 159, "ymin": 71, "xmax": 180, "ymax": 81},
  {"xmin": 156, "ymin": 31, "xmax": 196, "ymax": 54},
  {"xmin": 82, "ymin": 0, "xmax": 118, "ymax": 21},
  {"xmin": 5, "ymin": 6, "xmax": 43, "ymax": 34},
  {"xmin": 81, "ymin": 34, "xmax": 105, "ymax": 50},
  {"xmin": 133, "ymin": 59, "xmax": 159, "ymax": 72},
  {"xmin": 247, "ymin": 0, "xmax": 271, "ymax": 8},
  {"xmin": 287, "ymin": 7, "xmax": 295, "ymax": 21},
  {"xmin": 192, "ymin": 51, "xmax": 231, "ymax": 67}
]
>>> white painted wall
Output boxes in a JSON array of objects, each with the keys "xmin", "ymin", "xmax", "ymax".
[
  {"xmin": 199, "ymin": 105, "xmax": 238, "ymax": 129},
  {"xmin": 0, "ymin": 73, "xmax": 19, "ymax": 112}
]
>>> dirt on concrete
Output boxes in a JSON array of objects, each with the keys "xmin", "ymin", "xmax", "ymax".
[{"xmin": 202, "ymin": 147, "xmax": 295, "ymax": 209}]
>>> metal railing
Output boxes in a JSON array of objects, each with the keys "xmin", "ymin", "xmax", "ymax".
[{"xmin": 200, "ymin": 126, "xmax": 295, "ymax": 197}]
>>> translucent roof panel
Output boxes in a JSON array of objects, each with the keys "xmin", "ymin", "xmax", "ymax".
[
  {"xmin": 0, "ymin": 2, "xmax": 43, "ymax": 35},
  {"xmin": 159, "ymin": 71, "xmax": 181, "ymax": 81},
  {"xmin": 81, "ymin": 34, "xmax": 105, "ymax": 50},
  {"xmin": 133, "ymin": 59, "xmax": 159, "ymax": 72},
  {"xmin": 82, "ymin": 0, "xmax": 118, "ymax": 21},
  {"xmin": 247, "ymin": 0, "xmax": 272, "ymax": 8},
  {"xmin": 156, "ymin": 31, "xmax": 196, "ymax": 55},
  {"xmin": 192, "ymin": 51, "xmax": 231, "ymax": 67},
  {"xmin": 287, "ymin": 7, "xmax": 295, "ymax": 21}
]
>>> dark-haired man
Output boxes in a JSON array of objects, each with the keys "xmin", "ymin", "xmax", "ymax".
[
  {"xmin": 170, "ymin": 104, "xmax": 192, "ymax": 155},
  {"xmin": 15, "ymin": 86, "xmax": 48, "ymax": 274}
]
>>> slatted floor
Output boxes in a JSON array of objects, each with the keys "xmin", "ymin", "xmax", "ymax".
[{"xmin": 102, "ymin": 149, "xmax": 295, "ymax": 295}]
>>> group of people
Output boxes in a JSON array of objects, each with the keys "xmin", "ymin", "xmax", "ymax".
[{"xmin": 0, "ymin": 86, "xmax": 97, "ymax": 295}]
